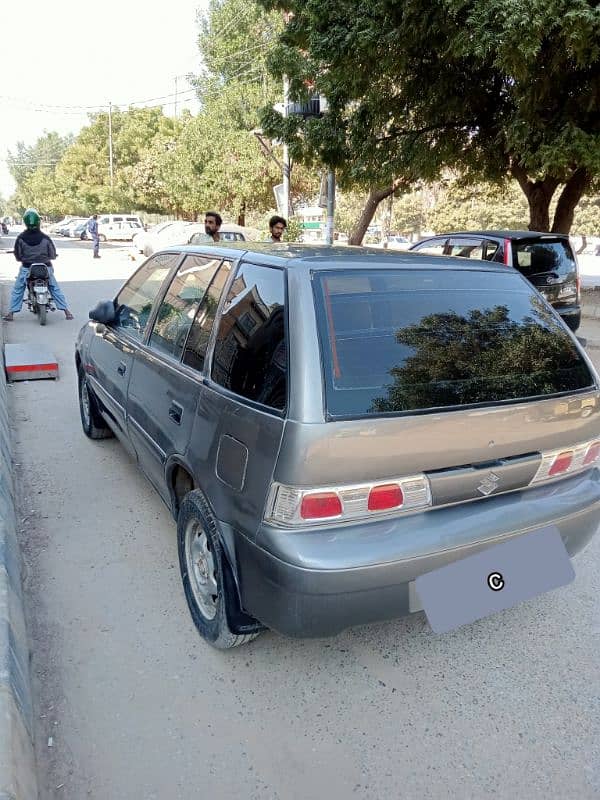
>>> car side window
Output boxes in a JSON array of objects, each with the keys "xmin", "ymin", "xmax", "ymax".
[
  {"xmin": 113, "ymin": 252, "xmax": 179, "ymax": 340},
  {"xmin": 211, "ymin": 263, "xmax": 287, "ymax": 412},
  {"xmin": 182, "ymin": 260, "xmax": 233, "ymax": 373},
  {"xmin": 484, "ymin": 241, "xmax": 500, "ymax": 260},
  {"xmin": 148, "ymin": 255, "xmax": 222, "ymax": 360},
  {"xmin": 447, "ymin": 238, "xmax": 485, "ymax": 259},
  {"xmin": 412, "ymin": 239, "xmax": 447, "ymax": 256}
]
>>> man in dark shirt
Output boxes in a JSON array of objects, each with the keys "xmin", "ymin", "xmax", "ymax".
[
  {"xmin": 88, "ymin": 214, "xmax": 100, "ymax": 258},
  {"xmin": 3, "ymin": 208, "xmax": 73, "ymax": 321}
]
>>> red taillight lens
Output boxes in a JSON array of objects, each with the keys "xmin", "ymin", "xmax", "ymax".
[
  {"xmin": 549, "ymin": 452, "xmax": 573, "ymax": 476},
  {"xmin": 368, "ymin": 483, "xmax": 404, "ymax": 511},
  {"xmin": 584, "ymin": 441, "xmax": 600, "ymax": 466},
  {"xmin": 300, "ymin": 492, "xmax": 342, "ymax": 519}
]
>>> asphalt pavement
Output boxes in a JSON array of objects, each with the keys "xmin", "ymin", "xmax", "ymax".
[{"xmin": 0, "ymin": 238, "xmax": 599, "ymax": 800}]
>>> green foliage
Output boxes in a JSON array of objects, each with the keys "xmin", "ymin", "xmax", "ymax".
[
  {"xmin": 283, "ymin": 216, "xmax": 303, "ymax": 241},
  {"xmin": 7, "ymin": 132, "xmax": 73, "ymax": 214},
  {"xmin": 427, "ymin": 180, "xmax": 530, "ymax": 233},
  {"xmin": 572, "ymin": 195, "xmax": 600, "ymax": 235},
  {"xmin": 258, "ymin": 0, "xmax": 600, "ymax": 231}
]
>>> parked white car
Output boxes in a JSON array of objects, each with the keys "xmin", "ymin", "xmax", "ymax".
[
  {"xmin": 140, "ymin": 221, "xmax": 196, "ymax": 257},
  {"xmin": 132, "ymin": 221, "xmax": 176, "ymax": 254}
]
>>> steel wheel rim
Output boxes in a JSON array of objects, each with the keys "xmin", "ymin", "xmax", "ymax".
[
  {"xmin": 185, "ymin": 519, "xmax": 218, "ymax": 620},
  {"xmin": 81, "ymin": 381, "xmax": 91, "ymax": 428}
]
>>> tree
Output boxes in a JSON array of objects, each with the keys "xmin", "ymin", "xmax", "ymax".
[
  {"xmin": 427, "ymin": 179, "xmax": 530, "ymax": 233},
  {"xmin": 7, "ymin": 132, "xmax": 74, "ymax": 214},
  {"xmin": 53, "ymin": 107, "xmax": 180, "ymax": 214},
  {"xmin": 258, "ymin": 0, "xmax": 600, "ymax": 235}
]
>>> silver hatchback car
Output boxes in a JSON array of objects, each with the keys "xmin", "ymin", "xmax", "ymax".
[{"xmin": 76, "ymin": 244, "xmax": 600, "ymax": 647}]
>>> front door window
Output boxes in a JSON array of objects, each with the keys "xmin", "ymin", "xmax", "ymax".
[{"xmin": 113, "ymin": 253, "xmax": 180, "ymax": 340}]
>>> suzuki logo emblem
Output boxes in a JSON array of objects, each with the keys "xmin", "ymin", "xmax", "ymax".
[{"xmin": 477, "ymin": 471, "xmax": 500, "ymax": 496}]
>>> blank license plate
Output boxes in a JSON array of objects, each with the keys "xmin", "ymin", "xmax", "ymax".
[{"xmin": 414, "ymin": 527, "xmax": 574, "ymax": 634}]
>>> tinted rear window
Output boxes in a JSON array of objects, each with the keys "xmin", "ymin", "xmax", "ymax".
[
  {"xmin": 313, "ymin": 269, "xmax": 593, "ymax": 417},
  {"xmin": 512, "ymin": 239, "xmax": 575, "ymax": 277}
]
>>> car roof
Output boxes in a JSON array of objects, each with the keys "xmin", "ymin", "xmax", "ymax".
[
  {"xmin": 424, "ymin": 230, "xmax": 570, "ymax": 240},
  {"xmin": 172, "ymin": 242, "xmax": 516, "ymax": 274}
]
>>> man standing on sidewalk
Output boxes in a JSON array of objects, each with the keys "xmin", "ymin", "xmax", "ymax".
[{"xmin": 88, "ymin": 214, "xmax": 100, "ymax": 258}]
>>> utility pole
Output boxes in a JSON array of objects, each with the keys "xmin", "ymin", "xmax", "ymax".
[
  {"xmin": 282, "ymin": 75, "xmax": 291, "ymax": 218},
  {"xmin": 324, "ymin": 169, "xmax": 336, "ymax": 245},
  {"xmin": 108, "ymin": 101, "xmax": 114, "ymax": 192}
]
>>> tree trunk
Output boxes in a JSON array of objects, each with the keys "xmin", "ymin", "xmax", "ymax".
[
  {"xmin": 552, "ymin": 168, "xmax": 591, "ymax": 234},
  {"xmin": 237, "ymin": 200, "xmax": 246, "ymax": 227},
  {"xmin": 348, "ymin": 179, "xmax": 406, "ymax": 246},
  {"xmin": 510, "ymin": 163, "xmax": 559, "ymax": 232}
]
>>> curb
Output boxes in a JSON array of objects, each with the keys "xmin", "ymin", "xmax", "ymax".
[
  {"xmin": 0, "ymin": 314, "xmax": 38, "ymax": 798},
  {"xmin": 580, "ymin": 290, "xmax": 600, "ymax": 332}
]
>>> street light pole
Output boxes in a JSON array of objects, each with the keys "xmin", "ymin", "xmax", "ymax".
[
  {"xmin": 283, "ymin": 75, "xmax": 291, "ymax": 218},
  {"xmin": 108, "ymin": 101, "xmax": 114, "ymax": 192},
  {"xmin": 324, "ymin": 169, "xmax": 336, "ymax": 245}
]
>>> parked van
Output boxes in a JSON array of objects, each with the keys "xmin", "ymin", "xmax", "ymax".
[{"xmin": 97, "ymin": 214, "xmax": 144, "ymax": 241}]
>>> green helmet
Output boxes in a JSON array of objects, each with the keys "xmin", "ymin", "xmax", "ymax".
[{"xmin": 23, "ymin": 208, "xmax": 40, "ymax": 229}]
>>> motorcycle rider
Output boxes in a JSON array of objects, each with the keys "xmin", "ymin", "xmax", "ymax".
[{"xmin": 3, "ymin": 209, "xmax": 74, "ymax": 321}]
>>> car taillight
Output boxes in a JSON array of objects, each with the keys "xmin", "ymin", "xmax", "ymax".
[
  {"xmin": 548, "ymin": 452, "xmax": 573, "ymax": 476},
  {"xmin": 584, "ymin": 441, "xmax": 600, "ymax": 465},
  {"xmin": 503, "ymin": 238, "xmax": 511, "ymax": 266},
  {"xmin": 300, "ymin": 492, "xmax": 342, "ymax": 520},
  {"xmin": 266, "ymin": 475, "xmax": 431, "ymax": 527},
  {"xmin": 368, "ymin": 483, "xmax": 403, "ymax": 511},
  {"xmin": 531, "ymin": 437, "xmax": 600, "ymax": 485}
]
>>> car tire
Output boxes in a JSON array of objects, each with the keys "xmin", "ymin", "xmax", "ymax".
[
  {"xmin": 99, "ymin": 233, "xmax": 107, "ymax": 242},
  {"xmin": 78, "ymin": 368, "xmax": 114, "ymax": 440},
  {"xmin": 563, "ymin": 310, "xmax": 581, "ymax": 333},
  {"xmin": 177, "ymin": 490, "xmax": 262, "ymax": 649}
]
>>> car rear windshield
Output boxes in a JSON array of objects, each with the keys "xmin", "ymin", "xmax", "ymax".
[
  {"xmin": 313, "ymin": 269, "xmax": 594, "ymax": 417},
  {"xmin": 511, "ymin": 238, "xmax": 576, "ymax": 277}
]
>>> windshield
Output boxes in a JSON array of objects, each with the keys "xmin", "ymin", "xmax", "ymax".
[{"xmin": 313, "ymin": 269, "xmax": 593, "ymax": 417}]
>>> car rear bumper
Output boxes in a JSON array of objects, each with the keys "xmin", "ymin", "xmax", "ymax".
[
  {"xmin": 556, "ymin": 303, "xmax": 581, "ymax": 331},
  {"xmin": 233, "ymin": 470, "xmax": 600, "ymax": 637}
]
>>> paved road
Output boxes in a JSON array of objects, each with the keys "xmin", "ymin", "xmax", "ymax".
[{"xmin": 1, "ymin": 240, "xmax": 600, "ymax": 799}]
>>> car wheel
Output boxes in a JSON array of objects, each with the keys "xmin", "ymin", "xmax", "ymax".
[
  {"xmin": 99, "ymin": 233, "xmax": 107, "ymax": 242},
  {"xmin": 564, "ymin": 311, "xmax": 581, "ymax": 333},
  {"xmin": 78, "ymin": 368, "xmax": 114, "ymax": 440},
  {"xmin": 177, "ymin": 491, "xmax": 261, "ymax": 649}
]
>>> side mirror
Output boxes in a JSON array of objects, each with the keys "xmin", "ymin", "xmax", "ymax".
[{"xmin": 89, "ymin": 300, "xmax": 116, "ymax": 325}]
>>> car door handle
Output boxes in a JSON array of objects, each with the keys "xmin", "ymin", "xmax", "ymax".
[
  {"xmin": 117, "ymin": 361, "xmax": 127, "ymax": 376},
  {"xmin": 169, "ymin": 401, "xmax": 183, "ymax": 425}
]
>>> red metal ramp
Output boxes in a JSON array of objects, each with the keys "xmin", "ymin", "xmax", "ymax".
[{"xmin": 4, "ymin": 343, "xmax": 59, "ymax": 381}]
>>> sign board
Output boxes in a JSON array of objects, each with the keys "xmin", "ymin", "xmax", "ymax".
[{"xmin": 273, "ymin": 184, "xmax": 285, "ymax": 217}]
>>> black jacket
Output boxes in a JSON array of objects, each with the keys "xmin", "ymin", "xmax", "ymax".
[{"xmin": 14, "ymin": 229, "xmax": 57, "ymax": 266}]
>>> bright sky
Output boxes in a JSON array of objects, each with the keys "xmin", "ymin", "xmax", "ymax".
[{"xmin": 0, "ymin": 0, "xmax": 208, "ymax": 199}]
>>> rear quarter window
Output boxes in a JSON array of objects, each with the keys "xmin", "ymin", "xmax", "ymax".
[{"xmin": 313, "ymin": 269, "xmax": 593, "ymax": 417}]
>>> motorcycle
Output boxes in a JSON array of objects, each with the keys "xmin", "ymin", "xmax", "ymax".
[{"xmin": 26, "ymin": 263, "xmax": 54, "ymax": 326}]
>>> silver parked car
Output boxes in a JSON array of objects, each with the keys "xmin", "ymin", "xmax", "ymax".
[{"xmin": 76, "ymin": 244, "xmax": 600, "ymax": 648}]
